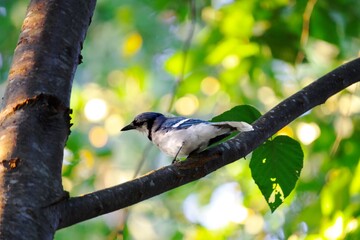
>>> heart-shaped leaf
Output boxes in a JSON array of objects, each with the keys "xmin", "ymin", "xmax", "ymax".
[{"xmin": 250, "ymin": 135, "xmax": 303, "ymax": 212}]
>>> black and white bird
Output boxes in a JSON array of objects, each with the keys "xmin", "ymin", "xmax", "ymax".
[{"xmin": 121, "ymin": 112, "xmax": 253, "ymax": 159}]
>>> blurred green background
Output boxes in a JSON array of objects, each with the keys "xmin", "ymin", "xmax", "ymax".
[{"xmin": 1, "ymin": 0, "xmax": 360, "ymax": 239}]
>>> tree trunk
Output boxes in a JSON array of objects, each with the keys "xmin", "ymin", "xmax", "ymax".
[{"xmin": 0, "ymin": 0, "xmax": 96, "ymax": 239}]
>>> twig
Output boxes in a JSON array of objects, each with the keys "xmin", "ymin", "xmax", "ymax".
[
  {"xmin": 167, "ymin": 0, "xmax": 196, "ymax": 112},
  {"xmin": 295, "ymin": 0, "xmax": 318, "ymax": 65}
]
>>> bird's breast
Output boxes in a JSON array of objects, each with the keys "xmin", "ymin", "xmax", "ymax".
[{"xmin": 151, "ymin": 123, "xmax": 229, "ymax": 157}]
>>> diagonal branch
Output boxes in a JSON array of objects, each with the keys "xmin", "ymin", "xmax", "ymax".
[{"xmin": 56, "ymin": 58, "xmax": 360, "ymax": 229}]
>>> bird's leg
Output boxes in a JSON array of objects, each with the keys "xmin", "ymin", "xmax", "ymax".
[{"xmin": 172, "ymin": 145, "xmax": 183, "ymax": 164}]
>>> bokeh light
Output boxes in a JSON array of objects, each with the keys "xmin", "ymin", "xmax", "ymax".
[
  {"xmin": 257, "ymin": 86, "xmax": 277, "ymax": 107},
  {"xmin": 346, "ymin": 218, "xmax": 359, "ymax": 234},
  {"xmin": 310, "ymin": 40, "xmax": 339, "ymax": 65},
  {"xmin": 89, "ymin": 126, "xmax": 108, "ymax": 148},
  {"xmin": 183, "ymin": 182, "xmax": 248, "ymax": 230},
  {"xmin": 277, "ymin": 126, "xmax": 294, "ymax": 137},
  {"xmin": 334, "ymin": 116, "xmax": 353, "ymax": 138},
  {"xmin": 296, "ymin": 122, "xmax": 320, "ymax": 145},
  {"xmin": 222, "ymin": 54, "xmax": 239, "ymax": 69},
  {"xmin": 338, "ymin": 94, "xmax": 360, "ymax": 115},
  {"xmin": 201, "ymin": 76, "xmax": 220, "ymax": 96},
  {"xmin": 244, "ymin": 213, "xmax": 264, "ymax": 235},
  {"xmin": 175, "ymin": 94, "xmax": 199, "ymax": 116},
  {"xmin": 324, "ymin": 213, "xmax": 344, "ymax": 239},
  {"xmin": 122, "ymin": 32, "xmax": 143, "ymax": 57},
  {"xmin": 84, "ymin": 98, "xmax": 108, "ymax": 122}
]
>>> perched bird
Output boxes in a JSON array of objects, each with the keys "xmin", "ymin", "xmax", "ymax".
[{"xmin": 121, "ymin": 112, "xmax": 253, "ymax": 159}]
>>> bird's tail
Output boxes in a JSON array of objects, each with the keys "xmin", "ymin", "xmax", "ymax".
[{"xmin": 211, "ymin": 121, "xmax": 254, "ymax": 132}]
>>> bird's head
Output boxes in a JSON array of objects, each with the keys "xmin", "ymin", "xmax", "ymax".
[{"xmin": 121, "ymin": 112, "xmax": 164, "ymax": 135}]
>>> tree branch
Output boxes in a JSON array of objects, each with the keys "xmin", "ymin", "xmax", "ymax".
[{"xmin": 56, "ymin": 57, "xmax": 360, "ymax": 229}]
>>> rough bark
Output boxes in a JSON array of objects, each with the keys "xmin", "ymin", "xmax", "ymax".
[
  {"xmin": 56, "ymin": 58, "xmax": 360, "ymax": 229},
  {"xmin": 0, "ymin": 0, "xmax": 96, "ymax": 239}
]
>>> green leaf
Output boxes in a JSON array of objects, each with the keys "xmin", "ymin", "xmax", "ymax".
[
  {"xmin": 210, "ymin": 105, "xmax": 261, "ymax": 123},
  {"xmin": 250, "ymin": 135, "xmax": 303, "ymax": 212}
]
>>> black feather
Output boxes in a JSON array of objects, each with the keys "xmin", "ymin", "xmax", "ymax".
[{"xmin": 208, "ymin": 133, "xmax": 232, "ymax": 146}]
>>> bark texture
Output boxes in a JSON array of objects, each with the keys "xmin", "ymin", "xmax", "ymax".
[{"xmin": 0, "ymin": 0, "xmax": 96, "ymax": 239}]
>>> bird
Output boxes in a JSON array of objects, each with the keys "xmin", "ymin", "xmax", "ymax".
[{"xmin": 121, "ymin": 112, "xmax": 254, "ymax": 160}]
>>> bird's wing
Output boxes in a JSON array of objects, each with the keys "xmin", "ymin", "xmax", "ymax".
[
  {"xmin": 210, "ymin": 121, "xmax": 253, "ymax": 132},
  {"xmin": 162, "ymin": 117, "xmax": 208, "ymax": 130}
]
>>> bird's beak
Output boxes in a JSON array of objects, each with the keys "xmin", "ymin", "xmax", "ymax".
[{"xmin": 121, "ymin": 123, "xmax": 136, "ymax": 131}]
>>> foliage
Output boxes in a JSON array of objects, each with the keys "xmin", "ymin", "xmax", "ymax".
[
  {"xmin": 210, "ymin": 105, "xmax": 261, "ymax": 123},
  {"xmin": 213, "ymin": 105, "xmax": 304, "ymax": 212},
  {"xmin": 251, "ymin": 136, "xmax": 303, "ymax": 212},
  {"xmin": 1, "ymin": 0, "xmax": 360, "ymax": 239}
]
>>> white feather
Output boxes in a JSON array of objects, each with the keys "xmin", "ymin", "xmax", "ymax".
[
  {"xmin": 210, "ymin": 121, "xmax": 254, "ymax": 131},
  {"xmin": 151, "ymin": 122, "xmax": 250, "ymax": 157}
]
